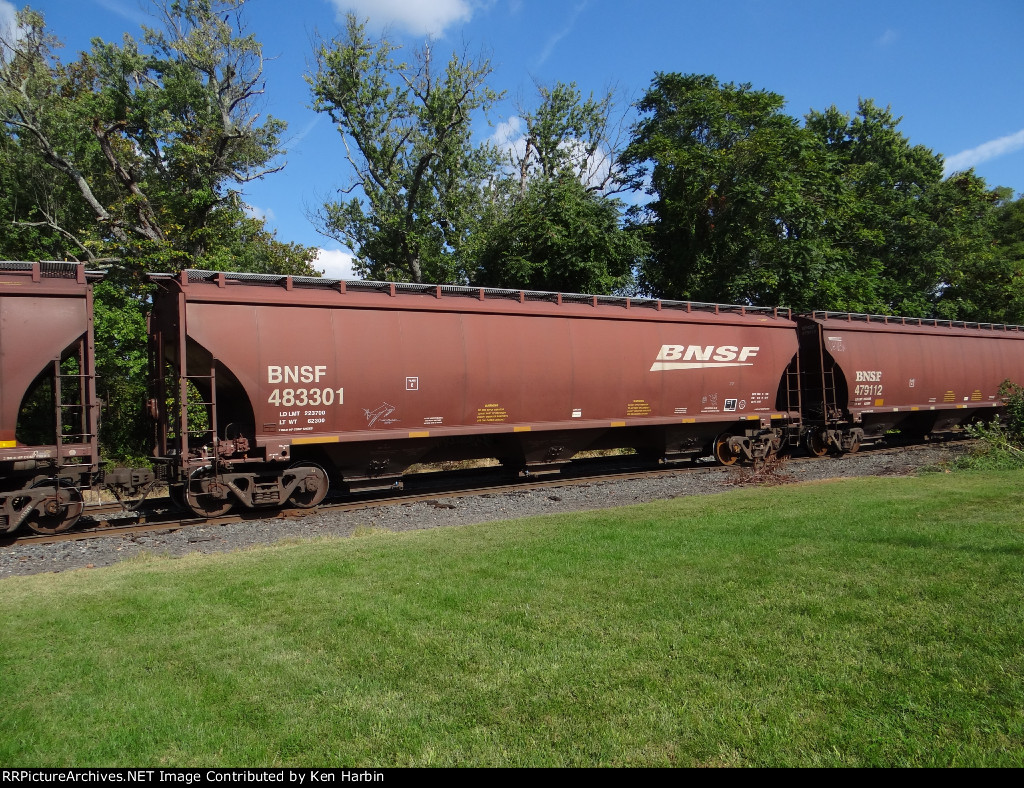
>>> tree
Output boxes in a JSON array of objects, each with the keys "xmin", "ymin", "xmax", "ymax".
[
  {"xmin": 623, "ymin": 76, "xmax": 1004, "ymax": 315},
  {"xmin": 939, "ymin": 188, "xmax": 1024, "ymax": 324},
  {"xmin": 91, "ymin": 273, "xmax": 151, "ymax": 460},
  {"xmin": 0, "ymin": 0, "xmax": 314, "ymax": 274},
  {"xmin": 0, "ymin": 119, "xmax": 92, "ymax": 260},
  {"xmin": 621, "ymin": 73, "xmax": 835, "ymax": 308},
  {"xmin": 469, "ymin": 174, "xmax": 641, "ymax": 293},
  {"xmin": 804, "ymin": 100, "xmax": 998, "ymax": 317},
  {"xmin": 465, "ymin": 81, "xmax": 641, "ymax": 293},
  {"xmin": 508, "ymin": 80, "xmax": 629, "ymax": 196},
  {"xmin": 308, "ymin": 14, "xmax": 500, "ymax": 283},
  {"xmin": 990, "ymin": 192, "xmax": 1024, "ymax": 323}
]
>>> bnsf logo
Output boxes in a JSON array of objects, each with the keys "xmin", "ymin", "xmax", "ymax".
[
  {"xmin": 268, "ymin": 365, "xmax": 328, "ymax": 383},
  {"xmin": 651, "ymin": 345, "xmax": 760, "ymax": 372},
  {"xmin": 855, "ymin": 371, "xmax": 882, "ymax": 382}
]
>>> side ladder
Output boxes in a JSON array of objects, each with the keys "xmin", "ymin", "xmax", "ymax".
[{"xmin": 52, "ymin": 353, "xmax": 99, "ymax": 470}]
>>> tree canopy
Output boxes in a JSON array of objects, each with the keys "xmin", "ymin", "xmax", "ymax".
[
  {"xmin": 621, "ymin": 74, "xmax": 1013, "ymax": 318},
  {"xmin": 621, "ymin": 73, "xmax": 837, "ymax": 308},
  {"xmin": 0, "ymin": 0, "xmax": 316, "ymax": 275},
  {"xmin": 465, "ymin": 81, "xmax": 642, "ymax": 293},
  {"xmin": 308, "ymin": 14, "xmax": 501, "ymax": 284},
  {"xmin": 803, "ymin": 100, "xmax": 997, "ymax": 316}
]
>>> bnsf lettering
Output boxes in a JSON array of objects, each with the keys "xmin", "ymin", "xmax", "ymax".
[
  {"xmin": 268, "ymin": 365, "xmax": 328, "ymax": 384},
  {"xmin": 655, "ymin": 345, "xmax": 759, "ymax": 362},
  {"xmin": 855, "ymin": 371, "xmax": 882, "ymax": 382}
]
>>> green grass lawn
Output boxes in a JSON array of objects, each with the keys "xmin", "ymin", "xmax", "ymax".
[{"xmin": 2, "ymin": 470, "xmax": 1023, "ymax": 767}]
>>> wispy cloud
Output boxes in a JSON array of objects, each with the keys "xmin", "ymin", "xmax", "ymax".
[
  {"xmin": 0, "ymin": 0, "xmax": 20, "ymax": 45},
  {"xmin": 288, "ymin": 115, "xmax": 322, "ymax": 151},
  {"xmin": 328, "ymin": 0, "xmax": 479, "ymax": 37},
  {"xmin": 535, "ymin": 1, "xmax": 587, "ymax": 67},
  {"xmin": 92, "ymin": 0, "xmax": 154, "ymax": 27},
  {"xmin": 876, "ymin": 28, "xmax": 899, "ymax": 47},
  {"xmin": 944, "ymin": 128, "xmax": 1024, "ymax": 176}
]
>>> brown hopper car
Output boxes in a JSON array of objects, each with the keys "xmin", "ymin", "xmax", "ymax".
[
  {"xmin": 2, "ymin": 262, "xmax": 1023, "ymax": 532},
  {"xmin": 0, "ymin": 262, "xmax": 101, "ymax": 533},
  {"xmin": 797, "ymin": 313, "xmax": 1024, "ymax": 454},
  {"xmin": 148, "ymin": 270, "xmax": 802, "ymax": 517}
]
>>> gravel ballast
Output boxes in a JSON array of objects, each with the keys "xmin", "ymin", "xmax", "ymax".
[{"xmin": 0, "ymin": 444, "xmax": 967, "ymax": 579}]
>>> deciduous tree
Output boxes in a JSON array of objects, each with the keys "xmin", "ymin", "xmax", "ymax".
[
  {"xmin": 939, "ymin": 187, "xmax": 1024, "ymax": 324},
  {"xmin": 309, "ymin": 14, "xmax": 500, "ymax": 283},
  {"xmin": 621, "ymin": 73, "xmax": 835, "ymax": 308},
  {"xmin": 804, "ymin": 99, "xmax": 995, "ymax": 316},
  {"xmin": 467, "ymin": 81, "xmax": 641, "ymax": 293},
  {"xmin": 0, "ymin": 0, "xmax": 314, "ymax": 273}
]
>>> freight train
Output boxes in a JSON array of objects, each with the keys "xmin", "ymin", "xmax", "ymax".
[{"xmin": 2, "ymin": 261, "xmax": 1023, "ymax": 534}]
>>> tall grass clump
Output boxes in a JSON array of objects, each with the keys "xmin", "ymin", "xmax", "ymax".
[{"xmin": 955, "ymin": 380, "xmax": 1024, "ymax": 470}]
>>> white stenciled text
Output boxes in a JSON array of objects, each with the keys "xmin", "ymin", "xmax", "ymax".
[{"xmin": 268, "ymin": 365, "xmax": 328, "ymax": 384}]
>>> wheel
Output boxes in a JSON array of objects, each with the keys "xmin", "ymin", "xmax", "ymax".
[
  {"xmin": 714, "ymin": 434, "xmax": 739, "ymax": 466},
  {"xmin": 806, "ymin": 429, "xmax": 829, "ymax": 457},
  {"xmin": 26, "ymin": 479, "xmax": 84, "ymax": 535},
  {"xmin": 167, "ymin": 484, "xmax": 188, "ymax": 511},
  {"xmin": 287, "ymin": 463, "xmax": 329, "ymax": 509},
  {"xmin": 184, "ymin": 467, "xmax": 234, "ymax": 518},
  {"xmin": 846, "ymin": 433, "xmax": 861, "ymax": 454}
]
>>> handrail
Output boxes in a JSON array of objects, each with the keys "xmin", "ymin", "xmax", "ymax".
[{"xmin": 149, "ymin": 269, "xmax": 794, "ymax": 319}]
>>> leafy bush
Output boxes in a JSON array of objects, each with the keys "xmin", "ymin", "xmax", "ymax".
[
  {"xmin": 999, "ymin": 379, "xmax": 1024, "ymax": 441},
  {"xmin": 954, "ymin": 380, "xmax": 1024, "ymax": 470}
]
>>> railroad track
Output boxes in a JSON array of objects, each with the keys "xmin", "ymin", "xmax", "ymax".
[{"xmin": 0, "ymin": 440, "xmax": 957, "ymax": 549}]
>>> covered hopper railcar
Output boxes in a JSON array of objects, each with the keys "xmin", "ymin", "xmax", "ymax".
[
  {"xmin": 797, "ymin": 312, "xmax": 1024, "ymax": 455},
  {"xmin": 0, "ymin": 262, "xmax": 156, "ymax": 534},
  {"xmin": 0, "ymin": 262, "xmax": 101, "ymax": 533},
  {"xmin": 148, "ymin": 270, "xmax": 804, "ymax": 517}
]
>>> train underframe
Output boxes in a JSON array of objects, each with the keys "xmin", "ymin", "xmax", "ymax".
[
  {"xmin": 804, "ymin": 406, "xmax": 996, "ymax": 458},
  {"xmin": 162, "ymin": 419, "xmax": 800, "ymax": 519},
  {"xmin": 0, "ymin": 466, "xmax": 91, "ymax": 536},
  {"xmin": 159, "ymin": 388, "xmax": 1001, "ymax": 521},
  {"xmin": 0, "ymin": 463, "xmax": 156, "ymax": 535}
]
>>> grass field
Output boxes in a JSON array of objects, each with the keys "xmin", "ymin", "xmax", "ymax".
[{"xmin": 2, "ymin": 470, "xmax": 1023, "ymax": 767}]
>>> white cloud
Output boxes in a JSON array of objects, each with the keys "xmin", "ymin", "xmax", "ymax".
[
  {"xmin": 328, "ymin": 0, "xmax": 477, "ymax": 37},
  {"xmin": 944, "ymin": 128, "xmax": 1024, "ymax": 176},
  {"xmin": 315, "ymin": 248, "xmax": 360, "ymax": 279},
  {"xmin": 492, "ymin": 115, "xmax": 523, "ymax": 148},
  {"xmin": 0, "ymin": 0, "xmax": 22, "ymax": 48},
  {"xmin": 491, "ymin": 115, "xmax": 528, "ymax": 165},
  {"xmin": 244, "ymin": 204, "xmax": 276, "ymax": 223},
  {"xmin": 93, "ymin": 0, "xmax": 155, "ymax": 27}
]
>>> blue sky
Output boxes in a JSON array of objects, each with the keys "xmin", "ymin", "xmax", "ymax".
[{"xmin": 4, "ymin": 0, "xmax": 1023, "ymax": 278}]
